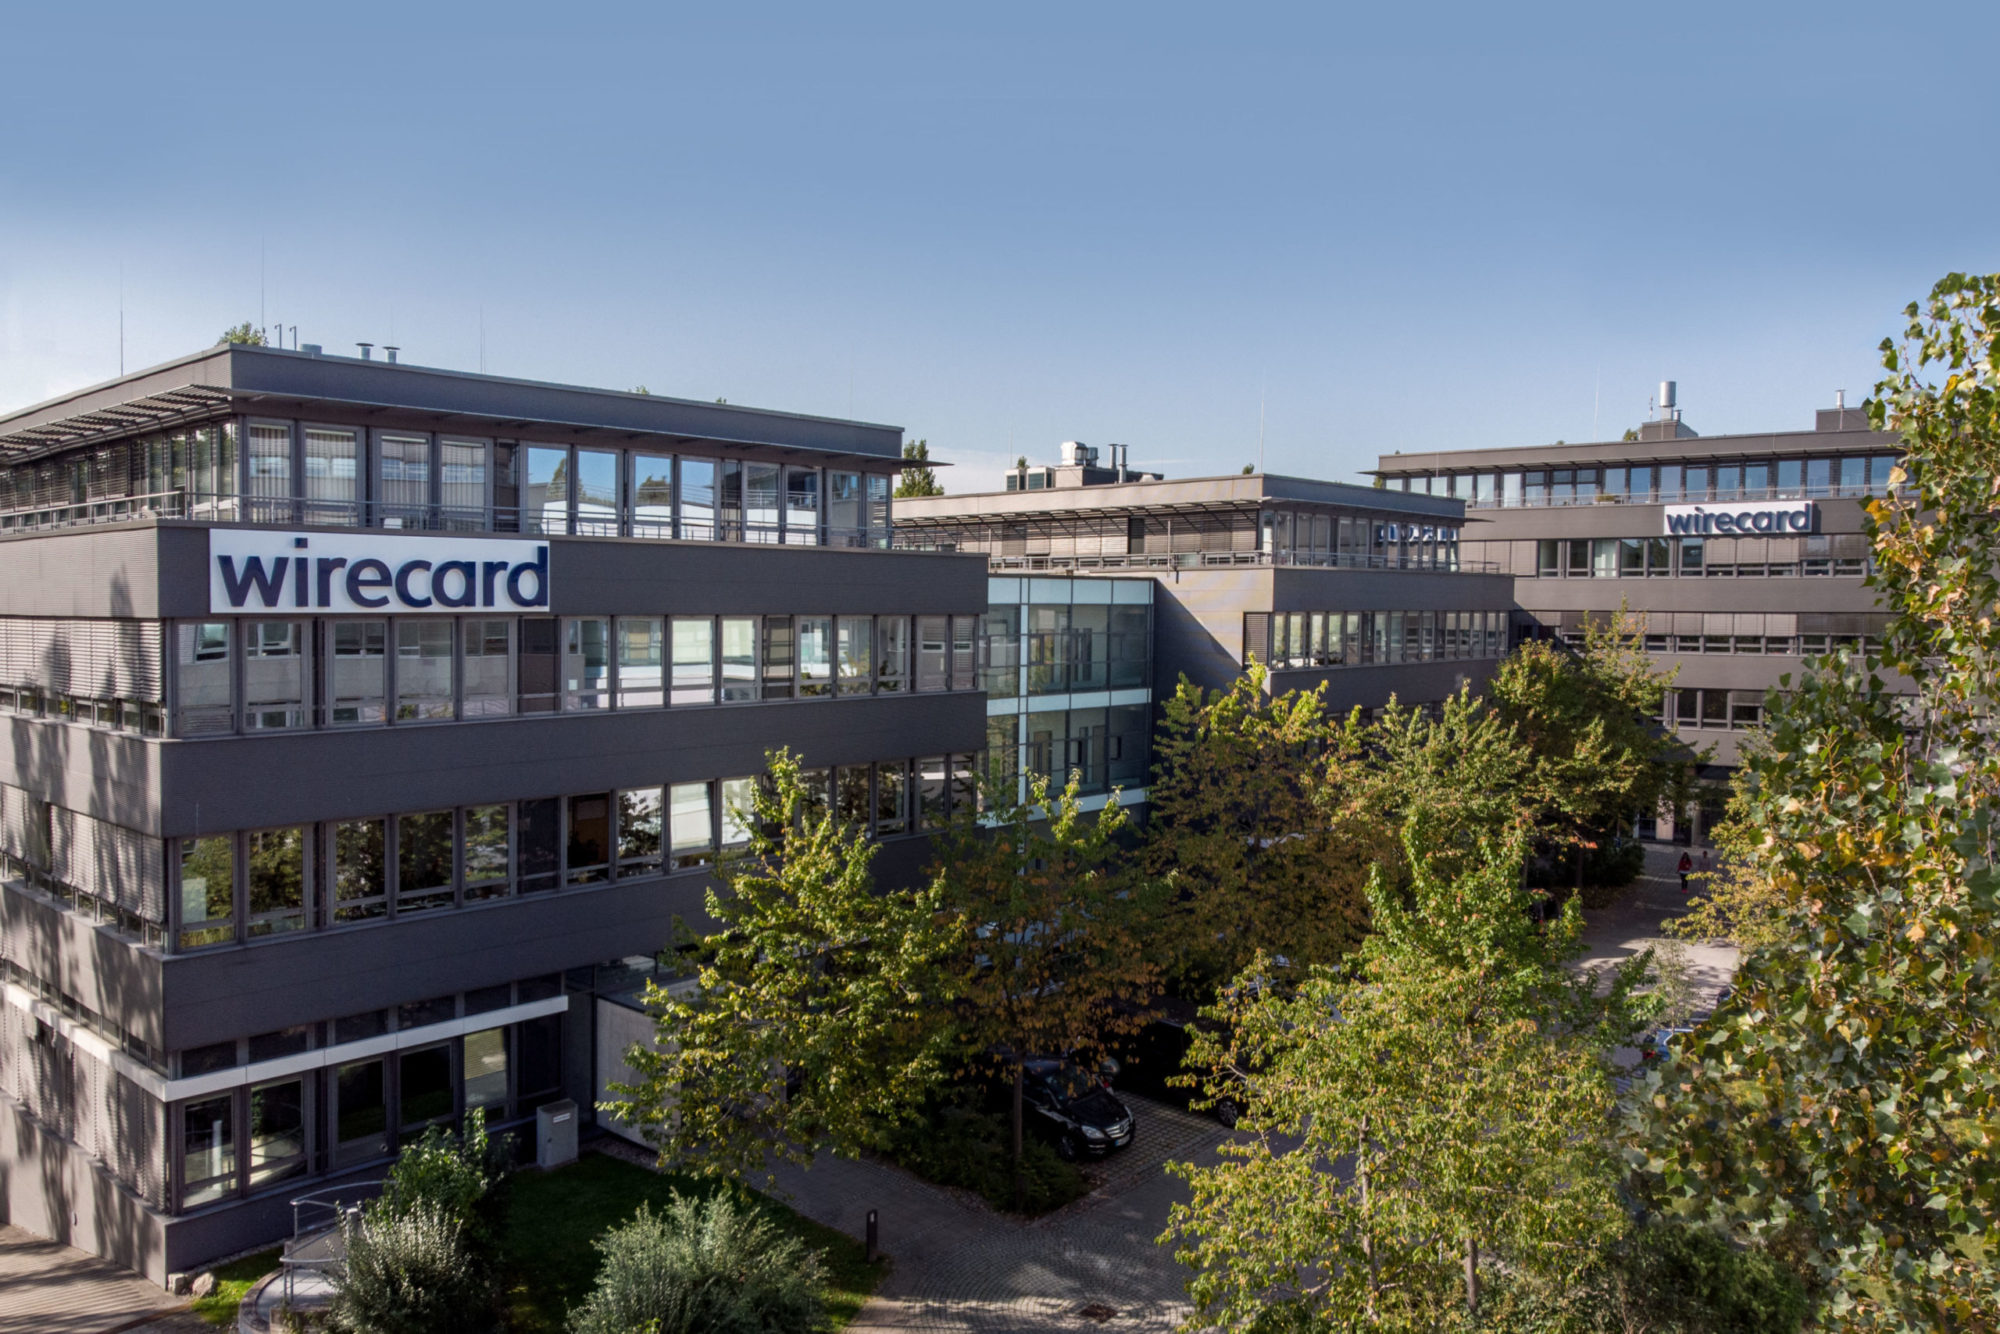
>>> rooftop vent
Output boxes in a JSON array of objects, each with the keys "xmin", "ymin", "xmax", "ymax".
[{"xmin": 356, "ymin": 343, "xmax": 374, "ymax": 360}]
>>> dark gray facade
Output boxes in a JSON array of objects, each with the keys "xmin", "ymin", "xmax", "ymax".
[{"xmin": 0, "ymin": 347, "xmax": 987, "ymax": 1281}]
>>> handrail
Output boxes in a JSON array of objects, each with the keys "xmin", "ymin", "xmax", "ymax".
[{"xmin": 288, "ymin": 1179, "xmax": 386, "ymax": 1246}]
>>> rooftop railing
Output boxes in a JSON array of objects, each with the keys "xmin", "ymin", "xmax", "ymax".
[{"xmin": 893, "ymin": 544, "xmax": 1498, "ymax": 575}]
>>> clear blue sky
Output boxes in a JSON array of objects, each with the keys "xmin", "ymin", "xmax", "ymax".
[{"xmin": 4, "ymin": 3, "xmax": 1994, "ymax": 491}]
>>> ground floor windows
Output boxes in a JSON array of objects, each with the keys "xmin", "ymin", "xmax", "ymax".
[{"xmin": 180, "ymin": 1094, "xmax": 236, "ymax": 1208}]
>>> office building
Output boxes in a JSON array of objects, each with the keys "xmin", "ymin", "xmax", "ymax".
[{"xmin": 0, "ymin": 344, "xmax": 987, "ymax": 1280}]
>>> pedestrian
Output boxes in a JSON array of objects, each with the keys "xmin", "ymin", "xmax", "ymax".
[
  {"xmin": 1698, "ymin": 847, "xmax": 1712, "ymax": 878},
  {"xmin": 1677, "ymin": 850, "xmax": 1693, "ymax": 894}
]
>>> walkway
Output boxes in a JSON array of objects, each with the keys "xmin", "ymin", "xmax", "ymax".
[
  {"xmin": 0, "ymin": 1225, "xmax": 184, "ymax": 1334},
  {"xmin": 1577, "ymin": 842, "xmax": 1741, "ymax": 1017}
]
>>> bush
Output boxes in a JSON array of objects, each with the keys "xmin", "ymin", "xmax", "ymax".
[
  {"xmin": 328, "ymin": 1201, "xmax": 496, "ymax": 1334},
  {"xmin": 888, "ymin": 1100, "xmax": 1088, "ymax": 1215},
  {"xmin": 1574, "ymin": 837, "xmax": 1648, "ymax": 906},
  {"xmin": 567, "ymin": 1191, "xmax": 827, "ymax": 1334},
  {"xmin": 381, "ymin": 1108, "xmax": 510, "ymax": 1246}
]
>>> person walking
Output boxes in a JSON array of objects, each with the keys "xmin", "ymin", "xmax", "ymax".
[{"xmin": 1677, "ymin": 850, "xmax": 1693, "ymax": 894}]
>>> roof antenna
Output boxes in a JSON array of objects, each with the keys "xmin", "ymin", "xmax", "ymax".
[
  {"xmin": 1258, "ymin": 376, "xmax": 1266, "ymax": 474},
  {"xmin": 117, "ymin": 263, "xmax": 124, "ymax": 376}
]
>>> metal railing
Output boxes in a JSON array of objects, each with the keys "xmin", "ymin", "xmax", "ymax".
[
  {"xmin": 893, "ymin": 545, "xmax": 1497, "ymax": 575},
  {"xmin": 282, "ymin": 1180, "xmax": 386, "ymax": 1302},
  {"xmin": 1459, "ymin": 484, "xmax": 1897, "ymax": 510}
]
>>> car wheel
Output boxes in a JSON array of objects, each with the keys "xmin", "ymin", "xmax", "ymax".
[
  {"xmin": 1215, "ymin": 1098, "xmax": 1241, "ymax": 1129},
  {"xmin": 1056, "ymin": 1132, "xmax": 1080, "ymax": 1162}
]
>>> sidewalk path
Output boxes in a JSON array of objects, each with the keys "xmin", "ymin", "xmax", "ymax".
[
  {"xmin": 0, "ymin": 1225, "xmax": 184, "ymax": 1334},
  {"xmin": 1578, "ymin": 843, "xmax": 1741, "ymax": 1017}
]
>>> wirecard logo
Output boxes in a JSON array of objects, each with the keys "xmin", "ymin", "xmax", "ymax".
[
  {"xmin": 1662, "ymin": 500, "xmax": 1815, "ymax": 537},
  {"xmin": 209, "ymin": 532, "xmax": 551, "ymax": 615}
]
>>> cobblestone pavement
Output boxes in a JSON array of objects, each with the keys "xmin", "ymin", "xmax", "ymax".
[
  {"xmin": 0, "ymin": 1224, "xmax": 185, "ymax": 1334},
  {"xmin": 765, "ymin": 1094, "xmax": 1231, "ymax": 1333},
  {"xmin": 1578, "ymin": 844, "xmax": 1741, "ymax": 1012}
]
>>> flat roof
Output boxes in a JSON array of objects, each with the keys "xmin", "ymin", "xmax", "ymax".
[
  {"xmin": 0, "ymin": 344, "xmax": 906, "ymax": 464},
  {"xmin": 895, "ymin": 470, "xmax": 1467, "ymax": 523},
  {"xmin": 1372, "ymin": 419, "xmax": 1898, "ymax": 476}
]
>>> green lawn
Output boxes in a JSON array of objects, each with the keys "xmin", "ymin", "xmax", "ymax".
[
  {"xmin": 190, "ymin": 1246, "xmax": 283, "ymax": 1326},
  {"xmin": 497, "ymin": 1151, "xmax": 886, "ymax": 1333}
]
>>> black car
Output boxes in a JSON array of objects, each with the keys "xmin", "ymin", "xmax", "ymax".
[
  {"xmin": 1019, "ymin": 1057, "xmax": 1136, "ymax": 1160},
  {"xmin": 1112, "ymin": 999, "xmax": 1246, "ymax": 1127}
]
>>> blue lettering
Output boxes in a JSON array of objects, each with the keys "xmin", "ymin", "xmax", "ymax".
[
  {"xmin": 217, "ymin": 555, "xmax": 289, "ymax": 608},
  {"xmin": 482, "ymin": 561, "xmax": 509, "ymax": 606},
  {"xmin": 316, "ymin": 557, "xmax": 348, "ymax": 606},
  {"xmin": 394, "ymin": 560, "xmax": 434, "ymax": 608},
  {"xmin": 433, "ymin": 561, "xmax": 476, "ymax": 608},
  {"xmin": 1665, "ymin": 513, "xmax": 1695, "ymax": 535},
  {"xmin": 1714, "ymin": 513, "xmax": 1736, "ymax": 533},
  {"xmin": 346, "ymin": 558, "xmax": 393, "ymax": 609},
  {"xmin": 507, "ymin": 546, "xmax": 549, "ymax": 607},
  {"xmin": 1751, "ymin": 511, "xmax": 1773, "ymax": 532}
]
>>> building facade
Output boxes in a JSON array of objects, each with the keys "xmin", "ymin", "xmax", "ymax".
[
  {"xmin": 0, "ymin": 345, "xmax": 988, "ymax": 1280},
  {"xmin": 1373, "ymin": 394, "xmax": 1902, "ymax": 838}
]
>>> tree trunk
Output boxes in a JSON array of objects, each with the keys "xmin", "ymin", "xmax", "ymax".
[
  {"xmin": 1011, "ymin": 1060, "xmax": 1026, "ymax": 1213},
  {"xmin": 1464, "ymin": 1235, "xmax": 1480, "ymax": 1316}
]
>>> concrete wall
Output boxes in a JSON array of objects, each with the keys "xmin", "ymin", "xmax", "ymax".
[{"xmin": 0, "ymin": 1093, "xmax": 166, "ymax": 1282}]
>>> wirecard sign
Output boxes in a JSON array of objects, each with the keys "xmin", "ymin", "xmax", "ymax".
[
  {"xmin": 1663, "ymin": 500, "xmax": 1815, "ymax": 537},
  {"xmin": 210, "ymin": 531, "xmax": 551, "ymax": 614}
]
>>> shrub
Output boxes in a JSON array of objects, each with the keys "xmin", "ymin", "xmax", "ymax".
[
  {"xmin": 567, "ymin": 1191, "xmax": 827, "ymax": 1334},
  {"xmin": 888, "ymin": 1101, "xmax": 1088, "ymax": 1215},
  {"xmin": 380, "ymin": 1108, "xmax": 510, "ymax": 1250},
  {"xmin": 328, "ymin": 1201, "xmax": 496, "ymax": 1334},
  {"xmin": 1610, "ymin": 1220, "xmax": 1809, "ymax": 1333}
]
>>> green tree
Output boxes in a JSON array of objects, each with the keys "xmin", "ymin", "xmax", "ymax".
[
  {"xmin": 896, "ymin": 438, "xmax": 943, "ymax": 497},
  {"xmin": 219, "ymin": 322, "xmax": 266, "ymax": 345},
  {"xmin": 930, "ymin": 773, "xmax": 1159, "ymax": 1206},
  {"xmin": 568, "ymin": 1192, "xmax": 827, "ymax": 1334},
  {"xmin": 603, "ymin": 751, "xmax": 960, "ymax": 1182},
  {"xmin": 1629, "ymin": 275, "xmax": 2000, "ymax": 1327},
  {"xmin": 1144, "ymin": 666, "xmax": 1380, "ymax": 988}
]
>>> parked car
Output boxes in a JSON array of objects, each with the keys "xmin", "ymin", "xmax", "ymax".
[
  {"xmin": 1111, "ymin": 998, "xmax": 1247, "ymax": 1128},
  {"xmin": 1006, "ymin": 1056, "xmax": 1137, "ymax": 1160},
  {"xmin": 1639, "ymin": 1025, "xmax": 1696, "ymax": 1065}
]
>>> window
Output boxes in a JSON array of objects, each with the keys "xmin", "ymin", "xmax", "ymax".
[
  {"xmin": 1565, "ymin": 540, "xmax": 1589, "ymax": 578},
  {"xmin": 828, "ymin": 471, "xmax": 864, "ymax": 547},
  {"xmin": 1685, "ymin": 466, "xmax": 1710, "ymax": 501},
  {"xmin": 1700, "ymin": 689, "xmax": 1728, "ymax": 728},
  {"xmin": 244, "ymin": 622, "xmax": 307, "ymax": 730},
  {"xmin": 378, "ymin": 433, "xmax": 432, "ymax": 526},
  {"xmin": 250, "ymin": 1027, "xmax": 309, "ymax": 1061},
  {"xmin": 334, "ymin": 1058, "xmax": 387, "ymax": 1165},
  {"xmin": 398, "ymin": 811, "xmax": 454, "ymax": 912},
  {"xmin": 670, "ymin": 782, "xmax": 713, "ymax": 869},
  {"xmin": 837, "ymin": 617, "xmax": 873, "ymax": 695},
  {"xmin": 302, "ymin": 427, "xmax": 359, "ymax": 524},
  {"xmin": 876, "ymin": 617, "xmax": 909, "ymax": 693},
  {"xmin": 516, "ymin": 1014, "xmax": 563, "ymax": 1111},
  {"xmin": 630, "ymin": 453, "xmax": 673, "ymax": 538},
  {"xmin": 526, "ymin": 446, "xmax": 569, "ymax": 535},
  {"xmin": 671, "ymin": 618, "xmax": 715, "ymax": 705},
  {"xmin": 797, "ymin": 616, "xmax": 833, "ymax": 697},
  {"xmin": 876, "ymin": 761, "xmax": 908, "ymax": 835},
  {"xmin": 744, "ymin": 462, "xmax": 781, "ymax": 541},
  {"xmin": 564, "ymin": 618, "xmax": 610, "ymax": 710},
  {"xmin": 917, "ymin": 756, "xmax": 949, "ymax": 830},
  {"xmin": 574, "ymin": 449, "xmax": 619, "ymax": 536},
  {"xmin": 1645, "ymin": 536, "xmax": 1671, "ymax": 577},
  {"xmin": 721, "ymin": 617, "xmax": 758, "ymax": 702},
  {"xmin": 178, "ymin": 836, "xmax": 235, "ymax": 949},
  {"xmin": 398, "ymin": 1046, "xmax": 454, "ymax": 1130},
  {"xmin": 1656, "ymin": 463, "xmax": 1682, "ymax": 502},
  {"xmin": 720, "ymin": 776, "xmax": 757, "ymax": 847},
  {"xmin": 464, "ymin": 1028, "xmax": 508, "ymax": 1113},
  {"xmin": 1804, "ymin": 457, "xmax": 1832, "ymax": 497},
  {"xmin": 618, "ymin": 788, "xmax": 663, "ymax": 876},
  {"xmin": 462, "ymin": 620, "xmax": 514, "ymax": 717},
  {"xmin": 395, "ymin": 621, "xmax": 455, "ymax": 721},
  {"xmin": 784, "ymin": 466, "xmax": 820, "ymax": 544},
  {"xmin": 836, "ymin": 766, "xmax": 871, "ymax": 829},
  {"xmin": 867, "ymin": 474, "xmax": 892, "ymax": 547},
  {"xmin": 566, "ymin": 794, "xmax": 611, "ymax": 884},
  {"xmin": 1743, "ymin": 461, "xmax": 1771, "ymax": 499},
  {"xmin": 519, "ymin": 618, "xmax": 559, "ymax": 713},
  {"xmin": 1870, "ymin": 454, "xmax": 1899, "ymax": 491},
  {"xmin": 617, "ymin": 617, "xmax": 665, "ymax": 708},
  {"xmin": 330, "ymin": 621, "xmax": 388, "ymax": 725},
  {"xmin": 1839, "ymin": 456, "xmax": 1866, "ymax": 494},
  {"xmin": 181, "ymin": 1094, "xmax": 236, "ymax": 1207},
  {"xmin": 176, "ymin": 623, "xmax": 233, "ymax": 735},
  {"xmin": 1618, "ymin": 538, "xmax": 1645, "ymax": 578},
  {"xmin": 1592, "ymin": 539, "xmax": 1618, "ymax": 578},
  {"xmin": 1731, "ymin": 694, "xmax": 1763, "ymax": 729},
  {"xmin": 247, "ymin": 827, "xmax": 307, "ymax": 937},
  {"xmin": 516, "ymin": 798, "xmax": 561, "ymax": 894},
  {"xmin": 463, "ymin": 805, "xmax": 509, "ymax": 901},
  {"xmin": 334, "ymin": 819, "xmax": 387, "ymax": 922},
  {"xmin": 249, "ymin": 1079, "xmax": 307, "ymax": 1189},
  {"xmin": 439, "ymin": 438, "xmax": 489, "ymax": 529},
  {"xmin": 679, "ymin": 457, "xmax": 717, "ymax": 539},
  {"xmin": 916, "ymin": 615, "xmax": 949, "ymax": 692},
  {"xmin": 1536, "ymin": 540, "xmax": 1560, "ymax": 578},
  {"xmin": 952, "ymin": 616, "xmax": 978, "ymax": 691},
  {"xmin": 761, "ymin": 617, "xmax": 794, "ymax": 700},
  {"xmin": 1776, "ymin": 458, "xmax": 1803, "ymax": 497},
  {"xmin": 1678, "ymin": 538, "xmax": 1703, "ymax": 576},
  {"xmin": 246, "ymin": 423, "xmax": 292, "ymax": 518}
]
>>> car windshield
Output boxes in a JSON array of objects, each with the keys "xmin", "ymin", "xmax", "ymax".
[{"xmin": 1043, "ymin": 1065, "xmax": 1097, "ymax": 1102}]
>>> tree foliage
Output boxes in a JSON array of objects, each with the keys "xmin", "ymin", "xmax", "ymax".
[
  {"xmin": 603, "ymin": 750, "xmax": 960, "ymax": 1183},
  {"xmin": 219, "ymin": 322, "xmax": 266, "ymax": 345},
  {"xmin": 1628, "ymin": 274, "xmax": 2000, "ymax": 1328},
  {"xmin": 895, "ymin": 438, "xmax": 943, "ymax": 497}
]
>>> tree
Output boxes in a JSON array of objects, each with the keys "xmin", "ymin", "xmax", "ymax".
[
  {"xmin": 1629, "ymin": 275, "xmax": 2000, "ymax": 1327},
  {"xmin": 929, "ymin": 772, "xmax": 1159, "ymax": 1207},
  {"xmin": 603, "ymin": 750, "xmax": 960, "ymax": 1183},
  {"xmin": 1144, "ymin": 666, "xmax": 1380, "ymax": 989},
  {"xmin": 896, "ymin": 439, "xmax": 944, "ymax": 497},
  {"xmin": 1241, "ymin": 463, "xmax": 1255, "ymax": 474},
  {"xmin": 568, "ymin": 1192, "xmax": 827, "ymax": 1334},
  {"xmin": 219, "ymin": 322, "xmax": 266, "ymax": 345},
  {"xmin": 632, "ymin": 384, "xmax": 651, "ymax": 395}
]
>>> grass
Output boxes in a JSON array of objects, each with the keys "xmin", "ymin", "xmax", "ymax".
[
  {"xmin": 189, "ymin": 1246, "xmax": 283, "ymax": 1326},
  {"xmin": 497, "ymin": 1150, "xmax": 886, "ymax": 1333}
]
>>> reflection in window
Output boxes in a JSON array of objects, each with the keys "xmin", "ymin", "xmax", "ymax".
[
  {"xmin": 303, "ymin": 427, "xmax": 359, "ymax": 525},
  {"xmin": 876, "ymin": 761, "xmax": 908, "ymax": 835},
  {"xmin": 836, "ymin": 766, "xmax": 871, "ymax": 829},
  {"xmin": 828, "ymin": 471, "xmax": 864, "ymax": 547},
  {"xmin": 876, "ymin": 616, "xmax": 909, "ymax": 693},
  {"xmin": 867, "ymin": 473, "xmax": 892, "ymax": 547},
  {"xmin": 398, "ymin": 1045, "xmax": 454, "ymax": 1130},
  {"xmin": 176, "ymin": 623, "xmax": 234, "ymax": 736},
  {"xmin": 784, "ymin": 466, "xmax": 820, "ymax": 545},
  {"xmin": 719, "ymin": 776, "xmax": 756, "ymax": 846},
  {"xmin": 617, "ymin": 617, "xmax": 665, "ymax": 708},
  {"xmin": 247, "ymin": 826, "xmax": 307, "ymax": 937},
  {"xmin": 564, "ymin": 618, "xmax": 610, "ymax": 710},
  {"xmin": 464, "ymin": 805, "xmax": 510, "ymax": 901},
  {"xmin": 335, "ymin": 1058, "xmax": 387, "ymax": 1165},
  {"xmin": 439, "ymin": 438, "xmax": 488, "ymax": 529},
  {"xmin": 462, "ymin": 619, "xmax": 514, "ymax": 717},
  {"xmin": 396, "ymin": 621, "xmax": 455, "ymax": 721},
  {"xmin": 249, "ymin": 1078, "xmax": 306, "ymax": 1188},
  {"xmin": 526, "ymin": 446, "xmax": 569, "ymax": 535},
  {"xmin": 918, "ymin": 756, "xmax": 949, "ymax": 829},
  {"xmin": 330, "ymin": 621, "xmax": 388, "ymax": 725},
  {"xmin": 797, "ymin": 616, "xmax": 834, "ymax": 697},
  {"xmin": 179, "ymin": 836, "xmax": 234, "ymax": 949},
  {"xmin": 679, "ymin": 457, "xmax": 716, "ymax": 540},
  {"xmin": 575, "ymin": 449, "xmax": 619, "ymax": 536},
  {"xmin": 672, "ymin": 618, "xmax": 715, "ymax": 705},
  {"xmin": 670, "ymin": 782, "xmax": 713, "ymax": 869},
  {"xmin": 618, "ymin": 788, "xmax": 663, "ymax": 876},
  {"xmin": 744, "ymin": 462, "xmax": 780, "ymax": 541},
  {"xmin": 335, "ymin": 819, "xmax": 387, "ymax": 922},
  {"xmin": 567, "ymin": 794, "xmax": 611, "ymax": 884},
  {"xmin": 378, "ymin": 433, "xmax": 432, "ymax": 526},
  {"xmin": 837, "ymin": 616, "xmax": 873, "ymax": 695},
  {"xmin": 761, "ymin": 617, "xmax": 794, "ymax": 700},
  {"xmin": 244, "ymin": 621, "xmax": 307, "ymax": 730},
  {"xmin": 916, "ymin": 616, "xmax": 948, "ymax": 692},
  {"xmin": 517, "ymin": 798, "xmax": 560, "ymax": 894},
  {"xmin": 631, "ymin": 454, "xmax": 673, "ymax": 538},
  {"xmin": 181, "ymin": 1093, "xmax": 236, "ymax": 1207},
  {"xmin": 398, "ymin": 811, "xmax": 455, "ymax": 912},
  {"xmin": 465, "ymin": 1027, "xmax": 508, "ymax": 1112},
  {"xmin": 718, "ymin": 617, "xmax": 757, "ymax": 703}
]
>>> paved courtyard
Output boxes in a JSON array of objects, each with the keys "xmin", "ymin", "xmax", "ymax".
[{"xmin": 0, "ymin": 1225, "xmax": 186, "ymax": 1334}]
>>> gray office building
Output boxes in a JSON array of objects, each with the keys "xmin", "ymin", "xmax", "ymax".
[
  {"xmin": 1372, "ymin": 386, "xmax": 1902, "ymax": 839},
  {"xmin": 0, "ymin": 344, "xmax": 987, "ymax": 1280}
]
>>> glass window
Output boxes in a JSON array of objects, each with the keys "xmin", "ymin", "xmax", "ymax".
[
  {"xmin": 439, "ymin": 438, "xmax": 488, "ymax": 529},
  {"xmin": 949, "ymin": 752, "xmax": 978, "ymax": 814},
  {"xmin": 1656, "ymin": 463, "xmax": 1682, "ymax": 502},
  {"xmin": 1536, "ymin": 540, "xmax": 1560, "ymax": 578},
  {"xmin": 1870, "ymin": 454, "xmax": 1899, "ymax": 491},
  {"xmin": 463, "ymin": 805, "xmax": 509, "ymax": 901},
  {"xmin": 517, "ymin": 1013, "xmax": 563, "ymax": 1106},
  {"xmin": 876, "ymin": 761, "xmax": 908, "ymax": 835},
  {"xmin": 1803, "ymin": 457, "xmax": 1832, "ymax": 497},
  {"xmin": 180, "ymin": 1093, "xmax": 236, "ymax": 1207},
  {"xmin": 1699, "ymin": 689, "xmax": 1728, "ymax": 727},
  {"xmin": 630, "ymin": 453, "xmax": 673, "ymax": 538},
  {"xmin": 874, "ymin": 616, "xmax": 910, "ymax": 693},
  {"xmin": 1839, "ymin": 456, "xmax": 1866, "ymax": 494},
  {"xmin": 398, "ymin": 1046, "xmax": 454, "ymax": 1130},
  {"xmin": 395, "ymin": 621, "xmax": 455, "ymax": 721},
  {"xmin": 564, "ymin": 617, "xmax": 611, "ymax": 710},
  {"xmin": 175, "ymin": 622, "xmax": 234, "ymax": 736},
  {"xmin": 243, "ymin": 621, "xmax": 307, "ymax": 731},
  {"xmin": 179, "ymin": 836, "xmax": 235, "ymax": 949},
  {"xmin": 670, "ymin": 782, "xmax": 713, "ymax": 869},
  {"xmin": 249, "ymin": 1078, "xmax": 306, "ymax": 1189},
  {"xmin": 744, "ymin": 462, "xmax": 781, "ymax": 542},
  {"xmin": 617, "ymin": 617, "xmax": 665, "ymax": 708},
  {"xmin": 1602, "ymin": 466, "xmax": 1627, "ymax": 499},
  {"xmin": 329, "ymin": 621, "xmax": 388, "ymax": 726},
  {"xmin": 797, "ymin": 615, "xmax": 833, "ymax": 697},
  {"xmin": 246, "ymin": 422, "xmax": 292, "ymax": 519},
  {"xmin": 668, "ymin": 617, "xmax": 714, "ymax": 705},
  {"xmin": 1743, "ymin": 461, "xmax": 1771, "ymax": 499},
  {"xmin": 952, "ymin": 615, "xmax": 978, "ymax": 691},
  {"xmin": 574, "ymin": 448, "xmax": 619, "ymax": 536},
  {"xmin": 246, "ymin": 827, "xmax": 306, "ymax": 937},
  {"xmin": 828, "ymin": 471, "xmax": 864, "ymax": 547},
  {"xmin": 525, "ymin": 446, "xmax": 569, "ymax": 535},
  {"xmin": 837, "ymin": 617, "xmax": 873, "ymax": 695},
  {"xmin": 1679, "ymin": 537, "xmax": 1704, "ymax": 575},
  {"xmin": 334, "ymin": 819, "xmax": 386, "ymax": 922},
  {"xmin": 567, "ymin": 794, "xmax": 611, "ymax": 884},
  {"xmin": 1645, "ymin": 536, "xmax": 1671, "ymax": 576},
  {"xmin": 302, "ymin": 427, "xmax": 359, "ymax": 525},
  {"xmin": 679, "ymin": 457, "xmax": 717, "ymax": 540},
  {"xmin": 377, "ymin": 432, "xmax": 432, "ymax": 526},
  {"xmin": 784, "ymin": 466, "xmax": 821, "ymax": 545},
  {"xmin": 1618, "ymin": 538, "xmax": 1645, "ymax": 577},
  {"xmin": 1592, "ymin": 538, "xmax": 1619, "ymax": 578},
  {"xmin": 720, "ymin": 617, "xmax": 758, "ymax": 702},
  {"xmin": 397, "ymin": 811, "xmax": 454, "ymax": 912},
  {"xmin": 1716, "ymin": 464, "xmax": 1742, "ymax": 501},
  {"xmin": 334, "ymin": 1058, "xmax": 387, "ymax": 1165},
  {"xmin": 464, "ymin": 1027, "xmax": 508, "ymax": 1113},
  {"xmin": 517, "ymin": 798, "xmax": 561, "ymax": 894},
  {"xmin": 867, "ymin": 473, "xmax": 893, "ymax": 547},
  {"xmin": 836, "ymin": 766, "xmax": 871, "ymax": 829},
  {"xmin": 1566, "ymin": 540, "xmax": 1589, "ymax": 577},
  {"xmin": 916, "ymin": 615, "xmax": 949, "ymax": 691},
  {"xmin": 519, "ymin": 617, "xmax": 558, "ymax": 713},
  {"xmin": 462, "ymin": 619, "xmax": 514, "ymax": 718},
  {"xmin": 719, "ymin": 776, "xmax": 757, "ymax": 847},
  {"xmin": 917, "ymin": 756, "xmax": 949, "ymax": 830},
  {"xmin": 761, "ymin": 616, "xmax": 794, "ymax": 700},
  {"xmin": 1685, "ymin": 466, "xmax": 1710, "ymax": 501},
  {"xmin": 617, "ymin": 788, "xmax": 663, "ymax": 876}
]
